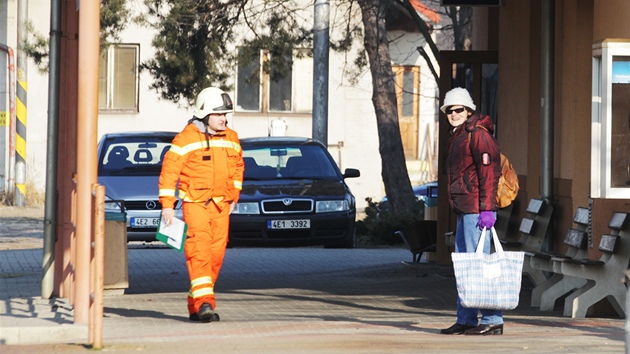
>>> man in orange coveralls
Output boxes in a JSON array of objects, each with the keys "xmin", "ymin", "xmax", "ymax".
[{"xmin": 158, "ymin": 87, "xmax": 244, "ymax": 323}]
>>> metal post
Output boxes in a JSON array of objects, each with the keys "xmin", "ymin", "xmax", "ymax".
[
  {"xmin": 75, "ymin": 0, "xmax": 100, "ymax": 324},
  {"xmin": 541, "ymin": 0, "xmax": 555, "ymax": 253},
  {"xmin": 42, "ymin": 0, "xmax": 63, "ymax": 299},
  {"xmin": 0, "ymin": 44, "xmax": 16, "ymax": 202},
  {"xmin": 89, "ymin": 184, "xmax": 104, "ymax": 349},
  {"xmin": 14, "ymin": 0, "xmax": 28, "ymax": 206},
  {"xmin": 312, "ymin": 0, "xmax": 329, "ymax": 146},
  {"xmin": 0, "ymin": 0, "xmax": 8, "ymax": 195}
]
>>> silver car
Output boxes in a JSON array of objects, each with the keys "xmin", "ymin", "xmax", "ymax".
[{"xmin": 97, "ymin": 131, "xmax": 180, "ymax": 242}]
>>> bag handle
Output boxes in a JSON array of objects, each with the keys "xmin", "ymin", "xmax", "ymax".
[{"xmin": 476, "ymin": 227, "xmax": 505, "ymax": 257}]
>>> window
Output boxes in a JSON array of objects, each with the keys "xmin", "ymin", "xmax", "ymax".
[
  {"xmin": 393, "ymin": 65, "xmax": 420, "ymax": 159},
  {"xmin": 99, "ymin": 44, "xmax": 140, "ymax": 112},
  {"xmin": 236, "ymin": 48, "xmax": 313, "ymax": 113},
  {"xmin": 591, "ymin": 40, "xmax": 630, "ymax": 198}
]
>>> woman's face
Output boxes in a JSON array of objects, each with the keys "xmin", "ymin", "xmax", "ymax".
[{"xmin": 445, "ymin": 106, "xmax": 469, "ymax": 127}]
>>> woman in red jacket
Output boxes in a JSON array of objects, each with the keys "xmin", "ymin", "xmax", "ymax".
[{"xmin": 439, "ymin": 87, "xmax": 503, "ymax": 335}]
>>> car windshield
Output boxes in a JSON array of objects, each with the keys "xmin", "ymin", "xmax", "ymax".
[
  {"xmin": 243, "ymin": 144, "xmax": 339, "ymax": 180},
  {"xmin": 99, "ymin": 136, "xmax": 173, "ymax": 176}
]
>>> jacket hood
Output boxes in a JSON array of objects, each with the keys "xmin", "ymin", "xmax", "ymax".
[{"xmin": 465, "ymin": 114, "xmax": 495, "ymax": 135}]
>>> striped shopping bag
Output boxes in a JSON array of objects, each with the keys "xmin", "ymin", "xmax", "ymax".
[{"xmin": 451, "ymin": 227, "xmax": 524, "ymax": 310}]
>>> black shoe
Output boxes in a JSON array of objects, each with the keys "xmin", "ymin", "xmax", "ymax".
[
  {"xmin": 464, "ymin": 324, "xmax": 504, "ymax": 335},
  {"xmin": 189, "ymin": 312, "xmax": 220, "ymax": 322},
  {"xmin": 197, "ymin": 303, "xmax": 214, "ymax": 323},
  {"xmin": 440, "ymin": 323, "xmax": 476, "ymax": 335}
]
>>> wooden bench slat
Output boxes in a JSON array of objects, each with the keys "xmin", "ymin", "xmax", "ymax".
[
  {"xmin": 598, "ymin": 234, "xmax": 620, "ymax": 254},
  {"xmin": 608, "ymin": 213, "xmax": 629, "ymax": 231},
  {"xmin": 573, "ymin": 207, "xmax": 590, "ymax": 226},
  {"xmin": 519, "ymin": 218, "xmax": 535, "ymax": 235},
  {"xmin": 526, "ymin": 198, "xmax": 545, "ymax": 215},
  {"xmin": 564, "ymin": 229, "xmax": 587, "ymax": 249}
]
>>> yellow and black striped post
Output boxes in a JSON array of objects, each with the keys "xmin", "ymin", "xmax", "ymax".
[
  {"xmin": 14, "ymin": 68, "xmax": 26, "ymax": 206},
  {"xmin": 13, "ymin": 0, "xmax": 28, "ymax": 206}
]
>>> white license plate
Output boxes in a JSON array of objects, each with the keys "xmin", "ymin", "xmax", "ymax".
[
  {"xmin": 131, "ymin": 217, "xmax": 160, "ymax": 228},
  {"xmin": 267, "ymin": 219, "xmax": 310, "ymax": 229}
]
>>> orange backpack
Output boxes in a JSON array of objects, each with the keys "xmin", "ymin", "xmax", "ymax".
[{"xmin": 469, "ymin": 128, "xmax": 519, "ymax": 208}]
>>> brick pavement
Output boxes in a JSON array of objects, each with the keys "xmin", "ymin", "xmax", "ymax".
[{"xmin": 0, "ymin": 219, "xmax": 627, "ymax": 353}]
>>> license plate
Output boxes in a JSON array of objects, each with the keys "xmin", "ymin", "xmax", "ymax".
[
  {"xmin": 267, "ymin": 219, "xmax": 310, "ymax": 229},
  {"xmin": 131, "ymin": 217, "xmax": 160, "ymax": 228}
]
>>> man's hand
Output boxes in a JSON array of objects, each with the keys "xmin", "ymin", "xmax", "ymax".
[
  {"xmin": 229, "ymin": 202, "xmax": 236, "ymax": 214},
  {"xmin": 162, "ymin": 208, "xmax": 174, "ymax": 226}
]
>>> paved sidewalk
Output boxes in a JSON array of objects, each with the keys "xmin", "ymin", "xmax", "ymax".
[{"xmin": 0, "ymin": 219, "xmax": 626, "ymax": 353}]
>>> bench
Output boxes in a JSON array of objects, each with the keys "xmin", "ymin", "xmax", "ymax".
[
  {"xmin": 443, "ymin": 199, "xmax": 553, "ymax": 286},
  {"xmin": 395, "ymin": 220, "xmax": 437, "ymax": 264},
  {"xmin": 497, "ymin": 199, "xmax": 554, "ymax": 287},
  {"xmin": 444, "ymin": 203, "xmax": 514, "ymax": 247},
  {"xmin": 545, "ymin": 212, "xmax": 629, "ymax": 318},
  {"xmin": 527, "ymin": 207, "xmax": 590, "ymax": 309}
]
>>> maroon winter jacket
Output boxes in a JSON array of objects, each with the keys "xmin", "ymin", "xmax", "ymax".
[{"xmin": 445, "ymin": 113, "xmax": 501, "ymax": 214}]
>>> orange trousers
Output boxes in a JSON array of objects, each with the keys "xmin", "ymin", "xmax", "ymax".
[{"xmin": 183, "ymin": 201, "xmax": 231, "ymax": 315}]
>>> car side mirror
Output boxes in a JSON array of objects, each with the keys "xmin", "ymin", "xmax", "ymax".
[{"xmin": 343, "ymin": 168, "xmax": 360, "ymax": 179}]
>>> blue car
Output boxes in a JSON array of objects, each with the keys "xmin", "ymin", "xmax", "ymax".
[{"xmin": 377, "ymin": 181, "xmax": 438, "ymax": 213}]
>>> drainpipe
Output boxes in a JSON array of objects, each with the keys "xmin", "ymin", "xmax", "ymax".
[
  {"xmin": 0, "ymin": 44, "xmax": 16, "ymax": 201},
  {"xmin": 312, "ymin": 0, "xmax": 329, "ymax": 146},
  {"xmin": 41, "ymin": 0, "xmax": 62, "ymax": 299},
  {"xmin": 541, "ymin": 0, "xmax": 555, "ymax": 253}
]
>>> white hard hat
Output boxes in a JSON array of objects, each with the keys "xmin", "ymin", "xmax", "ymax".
[
  {"xmin": 192, "ymin": 87, "xmax": 234, "ymax": 118},
  {"xmin": 440, "ymin": 87, "xmax": 476, "ymax": 113}
]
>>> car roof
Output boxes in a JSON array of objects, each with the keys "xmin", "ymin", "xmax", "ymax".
[
  {"xmin": 240, "ymin": 136, "xmax": 324, "ymax": 147},
  {"xmin": 101, "ymin": 131, "xmax": 178, "ymax": 139}
]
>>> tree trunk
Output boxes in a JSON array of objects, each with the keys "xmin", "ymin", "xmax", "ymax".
[{"xmin": 358, "ymin": 0, "xmax": 416, "ymax": 213}]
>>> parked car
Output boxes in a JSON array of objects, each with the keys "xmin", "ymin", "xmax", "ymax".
[
  {"xmin": 97, "ymin": 131, "xmax": 179, "ymax": 242},
  {"xmin": 229, "ymin": 137, "xmax": 360, "ymax": 248},
  {"xmin": 377, "ymin": 181, "xmax": 438, "ymax": 214}
]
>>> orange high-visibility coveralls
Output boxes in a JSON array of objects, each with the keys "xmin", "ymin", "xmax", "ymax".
[{"xmin": 158, "ymin": 123, "xmax": 244, "ymax": 315}]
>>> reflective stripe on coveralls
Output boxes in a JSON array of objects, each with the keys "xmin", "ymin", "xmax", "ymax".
[{"xmin": 185, "ymin": 199, "xmax": 232, "ymax": 314}]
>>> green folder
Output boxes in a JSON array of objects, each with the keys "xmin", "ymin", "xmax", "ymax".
[{"xmin": 156, "ymin": 216, "xmax": 188, "ymax": 253}]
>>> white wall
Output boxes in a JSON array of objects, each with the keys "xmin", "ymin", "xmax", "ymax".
[
  {"xmin": 1, "ymin": 0, "xmax": 51, "ymax": 196},
  {"xmin": 12, "ymin": 0, "xmax": 440, "ymax": 211}
]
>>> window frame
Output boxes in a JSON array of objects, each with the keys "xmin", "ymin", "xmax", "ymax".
[
  {"xmin": 98, "ymin": 43, "xmax": 140, "ymax": 113},
  {"xmin": 235, "ymin": 48, "xmax": 312, "ymax": 114},
  {"xmin": 591, "ymin": 40, "xmax": 630, "ymax": 199}
]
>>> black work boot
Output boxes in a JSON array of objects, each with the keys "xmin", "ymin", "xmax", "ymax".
[
  {"xmin": 197, "ymin": 302, "xmax": 214, "ymax": 323},
  {"xmin": 189, "ymin": 310, "xmax": 220, "ymax": 322}
]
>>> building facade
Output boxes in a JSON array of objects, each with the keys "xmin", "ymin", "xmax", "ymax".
[{"xmin": 434, "ymin": 0, "xmax": 630, "ymax": 264}]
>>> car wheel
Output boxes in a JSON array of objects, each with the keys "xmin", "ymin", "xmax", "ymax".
[{"xmin": 325, "ymin": 228, "xmax": 356, "ymax": 249}]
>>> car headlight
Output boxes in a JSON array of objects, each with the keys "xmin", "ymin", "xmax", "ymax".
[
  {"xmin": 104, "ymin": 197, "xmax": 123, "ymax": 211},
  {"xmin": 232, "ymin": 202, "xmax": 260, "ymax": 214},
  {"xmin": 316, "ymin": 200, "xmax": 349, "ymax": 213}
]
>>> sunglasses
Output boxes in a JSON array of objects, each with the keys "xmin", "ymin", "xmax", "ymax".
[{"xmin": 446, "ymin": 107, "xmax": 466, "ymax": 115}]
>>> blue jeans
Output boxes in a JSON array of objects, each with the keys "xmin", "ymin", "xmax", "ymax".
[{"xmin": 454, "ymin": 213, "xmax": 503, "ymax": 326}]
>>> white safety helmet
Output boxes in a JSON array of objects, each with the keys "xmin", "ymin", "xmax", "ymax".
[
  {"xmin": 192, "ymin": 87, "xmax": 234, "ymax": 118},
  {"xmin": 440, "ymin": 87, "xmax": 476, "ymax": 113}
]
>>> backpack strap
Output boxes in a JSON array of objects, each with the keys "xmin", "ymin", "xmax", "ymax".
[{"xmin": 467, "ymin": 125, "xmax": 489, "ymax": 154}]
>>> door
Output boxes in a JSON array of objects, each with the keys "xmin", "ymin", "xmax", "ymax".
[
  {"xmin": 435, "ymin": 51, "xmax": 499, "ymax": 263},
  {"xmin": 393, "ymin": 65, "xmax": 420, "ymax": 159}
]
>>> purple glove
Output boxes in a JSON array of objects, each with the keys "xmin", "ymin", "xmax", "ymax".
[{"xmin": 478, "ymin": 211, "xmax": 496, "ymax": 230}]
